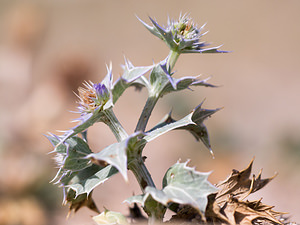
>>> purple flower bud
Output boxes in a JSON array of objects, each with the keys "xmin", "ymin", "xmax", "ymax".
[
  {"xmin": 94, "ymin": 83, "xmax": 104, "ymax": 97},
  {"xmin": 94, "ymin": 83, "xmax": 109, "ymax": 101}
]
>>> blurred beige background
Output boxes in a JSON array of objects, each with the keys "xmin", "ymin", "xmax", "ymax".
[{"xmin": 0, "ymin": 1, "xmax": 299, "ymax": 224}]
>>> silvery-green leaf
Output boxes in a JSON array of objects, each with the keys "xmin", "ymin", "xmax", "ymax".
[
  {"xmin": 65, "ymin": 164, "xmax": 118, "ymax": 196},
  {"xmin": 124, "ymin": 195, "xmax": 144, "ymax": 205},
  {"xmin": 137, "ymin": 16, "xmax": 163, "ymax": 40},
  {"xmin": 149, "ymin": 61, "xmax": 173, "ymax": 96},
  {"xmin": 182, "ymin": 102, "xmax": 221, "ymax": 154},
  {"xmin": 112, "ymin": 58, "xmax": 152, "ymax": 103},
  {"xmin": 93, "ymin": 209, "xmax": 129, "ymax": 225},
  {"xmin": 87, "ymin": 132, "xmax": 146, "ymax": 182},
  {"xmin": 145, "ymin": 161, "xmax": 218, "ymax": 215},
  {"xmin": 148, "ymin": 17, "xmax": 177, "ymax": 50},
  {"xmin": 145, "ymin": 102, "xmax": 220, "ymax": 155},
  {"xmin": 47, "ymin": 135, "xmax": 92, "ymax": 171},
  {"xmin": 144, "ymin": 112, "xmax": 195, "ymax": 143},
  {"xmin": 160, "ymin": 75, "xmax": 217, "ymax": 97},
  {"xmin": 87, "ymin": 143, "xmax": 127, "ymax": 182},
  {"xmin": 181, "ymin": 45, "xmax": 229, "ymax": 54},
  {"xmin": 149, "ymin": 60, "xmax": 216, "ymax": 98}
]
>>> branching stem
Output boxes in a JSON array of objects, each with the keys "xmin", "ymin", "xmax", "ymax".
[
  {"xmin": 135, "ymin": 50, "xmax": 180, "ymax": 133},
  {"xmin": 135, "ymin": 95, "xmax": 159, "ymax": 132},
  {"xmin": 103, "ymin": 108, "xmax": 128, "ymax": 142}
]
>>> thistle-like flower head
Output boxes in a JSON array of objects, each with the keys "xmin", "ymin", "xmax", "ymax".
[
  {"xmin": 138, "ymin": 14, "xmax": 228, "ymax": 54},
  {"xmin": 77, "ymin": 81, "xmax": 110, "ymax": 114},
  {"xmin": 171, "ymin": 14, "xmax": 200, "ymax": 42}
]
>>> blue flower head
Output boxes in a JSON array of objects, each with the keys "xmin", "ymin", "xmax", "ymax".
[
  {"xmin": 77, "ymin": 81, "xmax": 110, "ymax": 114},
  {"xmin": 138, "ymin": 14, "xmax": 228, "ymax": 54}
]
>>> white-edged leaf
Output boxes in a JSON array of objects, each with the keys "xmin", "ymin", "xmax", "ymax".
[
  {"xmin": 144, "ymin": 112, "xmax": 194, "ymax": 142},
  {"xmin": 144, "ymin": 161, "xmax": 218, "ymax": 215},
  {"xmin": 65, "ymin": 164, "xmax": 118, "ymax": 197},
  {"xmin": 87, "ymin": 143, "xmax": 128, "ymax": 182},
  {"xmin": 112, "ymin": 58, "xmax": 153, "ymax": 103},
  {"xmin": 145, "ymin": 102, "xmax": 220, "ymax": 155},
  {"xmin": 87, "ymin": 132, "xmax": 146, "ymax": 182},
  {"xmin": 47, "ymin": 134, "xmax": 92, "ymax": 171}
]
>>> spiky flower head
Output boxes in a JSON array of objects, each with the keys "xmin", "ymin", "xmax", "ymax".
[
  {"xmin": 77, "ymin": 81, "xmax": 110, "ymax": 114},
  {"xmin": 138, "ymin": 14, "xmax": 227, "ymax": 54}
]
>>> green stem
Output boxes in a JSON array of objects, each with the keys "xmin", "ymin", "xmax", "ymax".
[
  {"xmin": 127, "ymin": 156, "xmax": 155, "ymax": 191},
  {"xmin": 132, "ymin": 51, "xmax": 180, "ymax": 223},
  {"xmin": 103, "ymin": 108, "xmax": 128, "ymax": 142},
  {"xmin": 127, "ymin": 154, "xmax": 166, "ymax": 223},
  {"xmin": 167, "ymin": 50, "xmax": 180, "ymax": 72},
  {"xmin": 135, "ymin": 51, "xmax": 180, "ymax": 133},
  {"xmin": 134, "ymin": 95, "xmax": 159, "ymax": 132}
]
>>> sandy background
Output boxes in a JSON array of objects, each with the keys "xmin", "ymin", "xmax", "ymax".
[{"xmin": 0, "ymin": 1, "xmax": 299, "ymax": 224}]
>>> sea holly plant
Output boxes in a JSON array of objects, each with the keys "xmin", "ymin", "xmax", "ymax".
[{"xmin": 47, "ymin": 14, "xmax": 291, "ymax": 225}]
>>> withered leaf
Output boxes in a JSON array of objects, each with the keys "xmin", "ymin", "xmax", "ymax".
[
  {"xmin": 203, "ymin": 159, "xmax": 288, "ymax": 225},
  {"xmin": 65, "ymin": 189, "xmax": 100, "ymax": 217},
  {"xmin": 168, "ymin": 204, "xmax": 204, "ymax": 224},
  {"xmin": 215, "ymin": 158, "xmax": 277, "ymax": 205},
  {"xmin": 205, "ymin": 194, "xmax": 233, "ymax": 225},
  {"xmin": 221, "ymin": 198, "xmax": 284, "ymax": 225}
]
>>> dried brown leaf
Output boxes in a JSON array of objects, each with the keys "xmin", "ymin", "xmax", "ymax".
[
  {"xmin": 221, "ymin": 198, "xmax": 283, "ymax": 225},
  {"xmin": 203, "ymin": 159, "xmax": 286, "ymax": 225},
  {"xmin": 205, "ymin": 194, "xmax": 234, "ymax": 225},
  {"xmin": 66, "ymin": 192, "xmax": 100, "ymax": 218},
  {"xmin": 215, "ymin": 158, "xmax": 276, "ymax": 205}
]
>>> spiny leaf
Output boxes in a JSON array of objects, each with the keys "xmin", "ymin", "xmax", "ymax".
[
  {"xmin": 87, "ymin": 132, "xmax": 146, "ymax": 182},
  {"xmin": 149, "ymin": 60, "xmax": 216, "ymax": 99},
  {"xmin": 139, "ymin": 161, "xmax": 217, "ymax": 216},
  {"xmin": 222, "ymin": 198, "xmax": 284, "ymax": 225},
  {"xmin": 47, "ymin": 135, "xmax": 92, "ymax": 172},
  {"xmin": 112, "ymin": 58, "xmax": 152, "ymax": 103},
  {"xmin": 215, "ymin": 158, "xmax": 277, "ymax": 204},
  {"xmin": 204, "ymin": 159, "xmax": 285, "ymax": 225},
  {"xmin": 87, "ymin": 143, "xmax": 128, "ymax": 182},
  {"xmin": 145, "ymin": 102, "xmax": 220, "ymax": 155},
  {"xmin": 144, "ymin": 111, "xmax": 195, "ymax": 142},
  {"xmin": 149, "ymin": 61, "xmax": 172, "ymax": 96},
  {"xmin": 65, "ymin": 164, "xmax": 118, "ymax": 197}
]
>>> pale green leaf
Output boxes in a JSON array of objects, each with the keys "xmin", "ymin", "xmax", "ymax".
[
  {"xmin": 93, "ymin": 209, "xmax": 129, "ymax": 225},
  {"xmin": 145, "ymin": 161, "xmax": 218, "ymax": 215},
  {"xmin": 65, "ymin": 164, "xmax": 118, "ymax": 196},
  {"xmin": 144, "ymin": 112, "xmax": 194, "ymax": 142},
  {"xmin": 124, "ymin": 194, "xmax": 144, "ymax": 206},
  {"xmin": 47, "ymin": 135, "xmax": 92, "ymax": 171},
  {"xmin": 87, "ymin": 143, "xmax": 128, "ymax": 181},
  {"xmin": 87, "ymin": 133, "xmax": 146, "ymax": 182},
  {"xmin": 145, "ymin": 103, "xmax": 220, "ymax": 155},
  {"xmin": 112, "ymin": 58, "xmax": 152, "ymax": 103}
]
